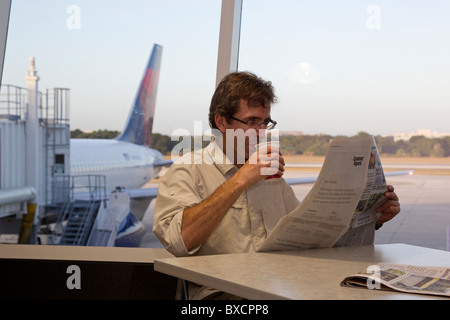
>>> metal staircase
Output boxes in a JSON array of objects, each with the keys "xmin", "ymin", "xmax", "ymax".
[
  {"xmin": 50, "ymin": 174, "xmax": 107, "ymax": 245},
  {"xmin": 56, "ymin": 199, "xmax": 100, "ymax": 245}
]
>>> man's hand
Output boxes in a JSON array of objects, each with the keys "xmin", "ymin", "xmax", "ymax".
[
  {"xmin": 181, "ymin": 146, "xmax": 284, "ymax": 251},
  {"xmin": 376, "ymin": 185, "xmax": 400, "ymax": 225},
  {"xmin": 236, "ymin": 145, "xmax": 285, "ymax": 188}
]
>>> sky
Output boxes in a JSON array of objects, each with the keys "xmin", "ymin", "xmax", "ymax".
[{"xmin": 3, "ymin": 0, "xmax": 450, "ymax": 137}]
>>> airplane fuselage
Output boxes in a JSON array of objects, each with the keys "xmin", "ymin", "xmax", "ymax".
[{"xmin": 70, "ymin": 139, "xmax": 164, "ymax": 190}]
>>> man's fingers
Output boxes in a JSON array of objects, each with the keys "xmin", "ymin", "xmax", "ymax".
[{"xmin": 377, "ymin": 199, "xmax": 400, "ymax": 213}]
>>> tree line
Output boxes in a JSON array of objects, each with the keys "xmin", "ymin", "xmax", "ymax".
[
  {"xmin": 71, "ymin": 128, "xmax": 121, "ymax": 139},
  {"xmin": 279, "ymin": 131, "xmax": 450, "ymax": 157},
  {"xmin": 71, "ymin": 129, "xmax": 450, "ymax": 157}
]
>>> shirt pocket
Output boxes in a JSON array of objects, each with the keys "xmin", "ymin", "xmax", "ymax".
[{"xmin": 228, "ymin": 195, "xmax": 250, "ymax": 235}]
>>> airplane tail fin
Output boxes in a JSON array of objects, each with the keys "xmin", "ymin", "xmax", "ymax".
[{"xmin": 117, "ymin": 44, "xmax": 163, "ymax": 147}]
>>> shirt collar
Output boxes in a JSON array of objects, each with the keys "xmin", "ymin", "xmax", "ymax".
[{"xmin": 205, "ymin": 137, "xmax": 237, "ymax": 176}]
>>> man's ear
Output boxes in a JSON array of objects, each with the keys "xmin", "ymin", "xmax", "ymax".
[{"xmin": 214, "ymin": 114, "xmax": 227, "ymax": 133}]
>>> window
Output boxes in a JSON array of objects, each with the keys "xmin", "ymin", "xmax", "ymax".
[{"xmin": 239, "ymin": 1, "xmax": 450, "ymax": 137}]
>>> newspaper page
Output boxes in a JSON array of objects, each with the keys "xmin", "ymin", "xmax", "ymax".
[
  {"xmin": 257, "ymin": 136, "xmax": 387, "ymax": 252},
  {"xmin": 341, "ymin": 263, "xmax": 450, "ymax": 297}
]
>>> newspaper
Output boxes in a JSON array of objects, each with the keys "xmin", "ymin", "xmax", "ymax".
[
  {"xmin": 257, "ymin": 136, "xmax": 387, "ymax": 252},
  {"xmin": 341, "ymin": 263, "xmax": 450, "ymax": 297}
]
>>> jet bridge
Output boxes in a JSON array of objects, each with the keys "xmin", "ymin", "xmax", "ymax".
[
  {"xmin": 0, "ymin": 58, "xmax": 73, "ymax": 244},
  {"xmin": 0, "ymin": 58, "xmax": 127, "ymax": 247}
]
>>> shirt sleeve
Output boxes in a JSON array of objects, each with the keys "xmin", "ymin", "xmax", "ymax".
[{"xmin": 152, "ymin": 163, "xmax": 202, "ymax": 257}]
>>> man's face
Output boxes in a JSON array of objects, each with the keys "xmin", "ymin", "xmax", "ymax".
[{"xmin": 220, "ymin": 99, "xmax": 271, "ymax": 164}]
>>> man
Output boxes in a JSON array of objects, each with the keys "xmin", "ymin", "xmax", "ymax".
[{"xmin": 153, "ymin": 71, "xmax": 400, "ymax": 299}]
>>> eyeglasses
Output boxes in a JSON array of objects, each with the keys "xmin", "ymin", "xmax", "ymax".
[{"xmin": 230, "ymin": 116, "xmax": 277, "ymax": 130}]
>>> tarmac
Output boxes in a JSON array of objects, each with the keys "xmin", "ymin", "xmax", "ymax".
[{"xmin": 140, "ymin": 171, "xmax": 450, "ymax": 252}]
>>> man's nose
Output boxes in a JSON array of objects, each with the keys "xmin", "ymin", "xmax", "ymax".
[{"xmin": 257, "ymin": 126, "xmax": 267, "ymax": 138}]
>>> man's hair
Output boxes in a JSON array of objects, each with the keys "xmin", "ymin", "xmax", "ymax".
[{"xmin": 208, "ymin": 71, "xmax": 277, "ymax": 129}]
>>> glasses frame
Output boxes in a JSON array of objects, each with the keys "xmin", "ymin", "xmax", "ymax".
[{"xmin": 229, "ymin": 116, "xmax": 277, "ymax": 130}]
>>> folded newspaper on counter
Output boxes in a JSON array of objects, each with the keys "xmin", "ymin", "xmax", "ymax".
[
  {"xmin": 257, "ymin": 136, "xmax": 387, "ymax": 252},
  {"xmin": 341, "ymin": 263, "xmax": 450, "ymax": 297}
]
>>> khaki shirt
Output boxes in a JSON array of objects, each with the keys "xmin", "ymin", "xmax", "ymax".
[{"xmin": 153, "ymin": 140, "xmax": 300, "ymax": 258}]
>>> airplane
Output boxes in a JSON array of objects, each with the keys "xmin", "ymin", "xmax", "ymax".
[
  {"xmin": 54, "ymin": 44, "xmax": 172, "ymax": 247},
  {"xmin": 70, "ymin": 43, "xmax": 170, "ymax": 192}
]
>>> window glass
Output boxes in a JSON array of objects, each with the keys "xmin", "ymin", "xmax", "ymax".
[
  {"xmin": 239, "ymin": 0, "xmax": 450, "ymax": 136},
  {"xmin": 239, "ymin": 0, "xmax": 450, "ymax": 251},
  {"xmin": 3, "ymin": 0, "xmax": 221, "ymax": 135}
]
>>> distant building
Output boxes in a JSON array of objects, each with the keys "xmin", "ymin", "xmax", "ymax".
[{"xmin": 393, "ymin": 129, "xmax": 450, "ymax": 141}]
